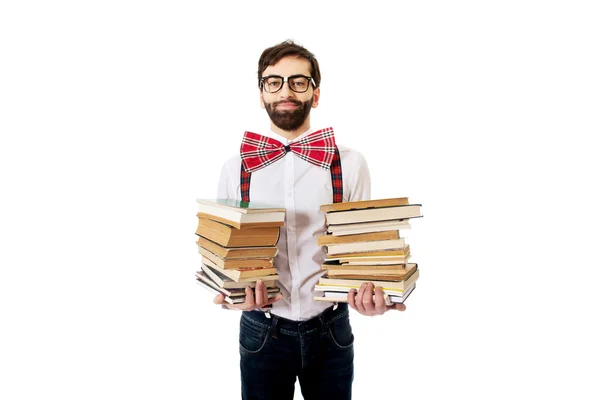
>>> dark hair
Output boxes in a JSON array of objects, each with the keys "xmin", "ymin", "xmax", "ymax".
[{"xmin": 257, "ymin": 40, "xmax": 321, "ymax": 89}]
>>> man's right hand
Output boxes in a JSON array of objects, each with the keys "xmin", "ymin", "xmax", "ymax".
[{"xmin": 213, "ymin": 280, "xmax": 284, "ymax": 311}]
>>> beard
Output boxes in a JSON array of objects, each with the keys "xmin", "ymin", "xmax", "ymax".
[{"xmin": 264, "ymin": 98, "xmax": 313, "ymax": 132}]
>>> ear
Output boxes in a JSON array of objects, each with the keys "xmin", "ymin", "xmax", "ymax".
[{"xmin": 311, "ymin": 87, "xmax": 320, "ymax": 108}]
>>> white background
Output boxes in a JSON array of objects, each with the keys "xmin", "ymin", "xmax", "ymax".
[{"xmin": 1, "ymin": 1, "xmax": 599, "ymax": 399}]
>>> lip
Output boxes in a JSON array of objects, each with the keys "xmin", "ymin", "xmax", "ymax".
[{"xmin": 276, "ymin": 102, "xmax": 300, "ymax": 109}]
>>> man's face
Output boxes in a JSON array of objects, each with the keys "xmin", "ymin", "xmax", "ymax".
[{"xmin": 260, "ymin": 56, "xmax": 320, "ymax": 132}]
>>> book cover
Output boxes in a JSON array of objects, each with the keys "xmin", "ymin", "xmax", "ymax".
[
  {"xmin": 317, "ymin": 230, "xmax": 400, "ymax": 246},
  {"xmin": 325, "ymin": 204, "xmax": 422, "ymax": 226},
  {"xmin": 320, "ymin": 197, "xmax": 410, "ymax": 213},
  {"xmin": 196, "ymin": 198, "xmax": 286, "ymax": 214}
]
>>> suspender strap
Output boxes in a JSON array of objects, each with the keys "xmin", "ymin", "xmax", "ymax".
[
  {"xmin": 240, "ymin": 146, "xmax": 343, "ymax": 203},
  {"xmin": 330, "ymin": 147, "xmax": 343, "ymax": 204},
  {"xmin": 240, "ymin": 164, "xmax": 251, "ymax": 202}
]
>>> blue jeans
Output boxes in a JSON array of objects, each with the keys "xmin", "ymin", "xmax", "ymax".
[{"xmin": 239, "ymin": 303, "xmax": 354, "ymax": 400}]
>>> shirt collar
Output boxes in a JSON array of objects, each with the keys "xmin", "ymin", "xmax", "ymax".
[{"xmin": 265, "ymin": 127, "xmax": 313, "ymax": 144}]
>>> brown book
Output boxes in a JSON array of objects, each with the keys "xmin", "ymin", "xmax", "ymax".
[
  {"xmin": 199, "ymin": 247, "xmax": 273, "ymax": 270},
  {"xmin": 320, "ymin": 197, "xmax": 410, "ymax": 213},
  {"xmin": 332, "ymin": 252, "xmax": 411, "ymax": 264},
  {"xmin": 196, "ymin": 199, "xmax": 285, "ymax": 229},
  {"xmin": 323, "ymin": 263, "xmax": 417, "ymax": 280},
  {"xmin": 196, "ymin": 217, "xmax": 281, "ymax": 248},
  {"xmin": 328, "ymin": 246, "xmax": 410, "ymax": 259},
  {"xmin": 318, "ymin": 268, "xmax": 420, "ymax": 292},
  {"xmin": 202, "ymin": 258, "xmax": 278, "ymax": 282},
  {"xmin": 196, "ymin": 237, "xmax": 278, "ymax": 259},
  {"xmin": 317, "ymin": 230, "xmax": 399, "ymax": 246}
]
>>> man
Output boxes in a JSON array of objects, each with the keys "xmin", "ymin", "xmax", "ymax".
[{"xmin": 213, "ymin": 40, "xmax": 406, "ymax": 400}]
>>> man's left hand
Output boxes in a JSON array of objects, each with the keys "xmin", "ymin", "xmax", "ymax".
[{"xmin": 347, "ymin": 282, "xmax": 407, "ymax": 316}]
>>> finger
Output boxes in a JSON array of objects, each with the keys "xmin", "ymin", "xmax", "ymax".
[
  {"xmin": 241, "ymin": 285, "xmax": 256, "ymax": 310},
  {"xmin": 265, "ymin": 293, "xmax": 284, "ymax": 306},
  {"xmin": 347, "ymin": 289, "xmax": 358, "ymax": 311},
  {"xmin": 373, "ymin": 287, "xmax": 387, "ymax": 315},
  {"xmin": 361, "ymin": 282, "xmax": 376, "ymax": 315},
  {"xmin": 254, "ymin": 280, "xmax": 265, "ymax": 307},
  {"xmin": 260, "ymin": 281, "xmax": 269, "ymax": 307},
  {"xmin": 355, "ymin": 282, "xmax": 368, "ymax": 314},
  {"xmin": 394, "ymin": 303, "xmax": 407, "ymax": 312},
  {"xmin": 213, "ymin": 294, "xmax": 225, "ymax": 304}
]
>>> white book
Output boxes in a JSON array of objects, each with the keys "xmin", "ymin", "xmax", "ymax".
[
  {"xmin": 328, "ymin": 220, "xmax": 411, "ymax": 236},
  {"xmin": 315, "ymin": 284, "xmax": 411, "ymax": 297},
  {"xmin": 321, "ymin": 283, "xmax": 416, "ymax": 304},
  {"xmin": 196, "ymin": 198, "xmax": 285, "ymax": 228},
  {"xmin": 326, "ymin": 238, "xmax": 406, "ymax": 255},
  {"xmin": 325, "ymin": 205, "xmax": 421, "ymax": 225}
]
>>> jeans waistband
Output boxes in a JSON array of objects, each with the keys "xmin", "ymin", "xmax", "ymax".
[{"xmin": 242, "ymin": 303, "xmax": 349, "ymax": 336}]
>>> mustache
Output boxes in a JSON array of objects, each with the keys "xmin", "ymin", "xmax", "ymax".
[{"xmin": 273, "ymin": 99, "xmax": 302, "ymax": 107}]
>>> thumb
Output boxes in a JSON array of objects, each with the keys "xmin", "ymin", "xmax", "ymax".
[
  {"xmin": 394, "ymin": 303, "xmax": 407, "ymax": 312},
  {"xmin": 213, "ymin": 294, "xmax": 225, "ymax": 304}
]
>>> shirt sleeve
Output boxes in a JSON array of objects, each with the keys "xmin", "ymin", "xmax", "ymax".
[
  {"xmin": 217, "ymin": 162, "xmax": 230, "ymax": 198},
  {"xmin": 217, "ymin": 156, "xmax": 240, "ymax": 199},
  {"xmin": 346, "ymin": 151, "xmax": 371, "ymax": 202}
]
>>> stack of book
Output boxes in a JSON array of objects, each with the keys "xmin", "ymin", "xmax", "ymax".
[
  {"xmin": 194, "ymin": 199, "xmax": 285, "ymax": 305},
  {"xmin": 313, "ymin": 197, "xmax": 423, "ymax": 305}
]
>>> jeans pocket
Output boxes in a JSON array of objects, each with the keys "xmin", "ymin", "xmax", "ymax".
[
  {"xmin": 239, "ymin": 315, "xmax": 270, "ymax": 354},
  {"xmin": 327, "ymin": 314, "xmax": 354, "ymax": 350}
]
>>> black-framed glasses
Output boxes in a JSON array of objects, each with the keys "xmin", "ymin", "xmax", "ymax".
[{"xmin": 260, "ymin": 74, "xmax": 315, "ymax": 93}]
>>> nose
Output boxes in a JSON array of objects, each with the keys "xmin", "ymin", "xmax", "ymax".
[{"xmin": 279, "ymin": 81, "xmax": 295, "ymax": 98}]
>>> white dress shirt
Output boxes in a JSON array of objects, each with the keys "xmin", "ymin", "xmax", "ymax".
[{"xmin": 217, "ymin": 127, "xmax": 371, "ymax": 321}]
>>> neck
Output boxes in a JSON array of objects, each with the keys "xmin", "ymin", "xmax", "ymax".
[{"xmin": 270, "ymin": 118, "xmax": 311, "ymax": 141}]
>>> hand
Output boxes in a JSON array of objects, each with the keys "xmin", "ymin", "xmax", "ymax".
[
  {"xmin": 213, "ymin": 280, "xmax": 284, "ymax": 311},
  {"xmin": 348, "ymin": 282, "xmax": 407, "ymax": 316}
]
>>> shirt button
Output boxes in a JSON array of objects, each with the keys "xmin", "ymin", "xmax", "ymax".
[{"xmin": 288, "ymin": 226, "xmax": 294, "ymax": 232}]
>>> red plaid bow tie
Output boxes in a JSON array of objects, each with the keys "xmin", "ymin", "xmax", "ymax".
[{"xmin": 240, "ymin": 127, "xmax": 337, "ymax": 173}]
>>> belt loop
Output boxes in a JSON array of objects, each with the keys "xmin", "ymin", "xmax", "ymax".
[
  {"xmin": 318, "ymin": 312, "xmax": 327, "ymax": 337},
  {"xmin": 270, "ymin": 317, "xmax": 280, "ymax": 339}
]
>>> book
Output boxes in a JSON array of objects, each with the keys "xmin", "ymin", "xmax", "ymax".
[
  {"xmin": 317, "ymin": 230, "xmax": 399, "ymax": 246},
  {"xmin": 195, "ymin": 277, "xmax": 280, "ymax": 304},
  {"xmin": 199, "ymin": 264, "xmax": 277, "ymax": 289},
  {"xmin": 331, "ymin": 254, "xmax": 412, "ymax": 264},
  {"xmin": 327, "ymin": 219, "xmax": 411, "ymax": 236},
  {"xmin": 325, "ymin": 204, "xmax": 422, "ymax": 225},
  {"xmin": 202, "ymin": 257, "xmax": 279, "ymax": 282},
  {"xmin": 320, "ymin": 197, "xmax": 410, "ymax": 213},
  {"xmin": 196, "ymin": 236, "xmax": 278, "ymax": 259},
  {"xmin": 196, "ymin": 217, "xmax": 281, "ymax": 248},
  {"xmin": 317, "ymin": 268, "xmax": 420, "ymax": 292},
  {"xmin": 314, "ymin": 292, "xmax": 393, "ymax": 306},
  {"xmin": 196, "ymin": 199, "xmax": 285, "ymax": 229},
  {"xmin": 325, "ymin": 246, "xmax": 410, "ymax": 259},
  {"xmin": 196, "ymin": 271, "xmax": 280, "ymax": 298},
  {"xmin": 198, "ymin": 247, "xmax": 274, "ymax": 270},
  {"xmin": 317, "ymin": 283, "xmax": 416, "ymax": 304},
  {"xmin": 388, "ymin": 284, "xmax": 416, "ymax": 303},
  {"xmin": 325, "ymin": 238, "xmax": 406, "ymax": 256},
  {"xmin": 323, "ymin": 262, "xmax": 417, "ymax": 280}
]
